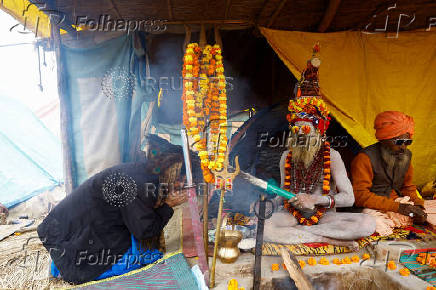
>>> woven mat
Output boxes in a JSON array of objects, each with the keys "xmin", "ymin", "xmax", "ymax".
[
  {"xmin": 261, "ymin": 225, "xmax": 436, "ymax": 256},
  {"xmin": 400, "ymin": 248, "xmax": 436, "ymax": 286},
  {"xmin": 72, "ymin": 252, "xmax": 198, "ymax": 289}
]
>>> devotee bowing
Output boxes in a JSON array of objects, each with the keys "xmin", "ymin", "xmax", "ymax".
[{"xmin": 37, "ymin": 136, "xmax": 200, "ymax": 284}]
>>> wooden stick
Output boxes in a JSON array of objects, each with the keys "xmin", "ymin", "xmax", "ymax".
[
  {"xmin": 280, "ymin": 248, "xmax": 313, "ymax": 290},
  {"xmin": 167, "ymin": 0, "xmax": 174, "ymax": 20},
  {"xmin": 254, "ymin": 0, "xmax": 273, "ymax": 24},
  {"xmin": 166, "ymin": 19, "xmax": 253, "ymax": 25},
  {"xmin": 210, "ymin": 187, "xmax": 226, "ymax": 288},
  {"xmin": 317, "ymin": 0, "xmax": 342, "ymax": 32},
  {"xmin": 214, "ymin": 25, "xmax": 223, "ymax": 48},
  {"xmin": 51, "ymin": 24, "xmax": 75, "ymax": 193},
  {"xmin": 203, "ymin": 184, "xmax": 209, "ymax": 264},
  {"xmin": 199, "ymin": 23, "xmax": 207, "ymax": 48},
  {"xmin": 267, "ymin": 0, "xmax": 288, "ymax": 27},
  {"xmin": 183, "ymin": 24, "xmax": 191, "ymax": 53},
  {"xmin": 109, "ymin": 0, "xmax": 122, "ymax": 19},
  {"xmin": 224, "ymin": 0, "xmax": 232, "ymax": 19}
]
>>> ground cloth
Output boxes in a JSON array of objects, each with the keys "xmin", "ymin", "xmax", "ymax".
[
  {"xmin": 400, "ymin": 248, "xmax": 436, "ymax": 286},
  {"xmin": 261, "ymin": 225, "xmax": 436, "ymax": 256},
  {"xmin": 71, "ymin": 251, "xmax": 198, "ymax": 290}
]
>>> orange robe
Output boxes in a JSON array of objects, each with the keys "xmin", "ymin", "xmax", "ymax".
[{"xmin": 351, "ymin": 153, "xmax": 424, "ymax": 213}]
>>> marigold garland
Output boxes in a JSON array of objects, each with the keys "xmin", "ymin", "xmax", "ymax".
[
  {"xmin": 182, "ymin": 43, "xmax": 228, "ymax": 183},
  {"xmin": 283, "ymin": 141, "xmax": 331, "ymax": 226}
]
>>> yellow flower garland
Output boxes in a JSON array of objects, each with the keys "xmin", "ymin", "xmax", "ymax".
[{"xmin": 182, "ymin": 43, "xmax": 228, "ymax": 183}]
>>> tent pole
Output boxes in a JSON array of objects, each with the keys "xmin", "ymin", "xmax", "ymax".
[{"xmin": 51, "ymin": 24, "xmax": 75, "ymax": 194}]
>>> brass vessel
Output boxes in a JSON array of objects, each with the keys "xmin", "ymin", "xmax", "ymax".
[{"xmin": 218, "ymin": 229, "xmax": 243, "ymax": 263}]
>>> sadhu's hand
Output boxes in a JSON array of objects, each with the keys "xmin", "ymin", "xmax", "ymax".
[
  {"xmin": 288, "ymin": 194, "xmax": 318, "ymax": 211},
  {"xmin": 165, "ymin": 189, "xmax": 188, "ymax": 208}
]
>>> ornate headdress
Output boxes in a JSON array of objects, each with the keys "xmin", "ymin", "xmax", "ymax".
[{"xmin": 286, "ymin": 43, "xmax": 330, "ymax": 135}]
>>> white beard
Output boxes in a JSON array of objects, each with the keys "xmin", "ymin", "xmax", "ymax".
[{"xmin": 291, "ymin": 134, "xmax": 322, "ymax": 168}]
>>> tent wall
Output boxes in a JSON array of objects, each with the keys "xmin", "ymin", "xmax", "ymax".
[
  {"xmin": 261, "ymin": 27, "xmax": 436, "ymax": 185},
  {"xmin": 59, "ymin": 32, "xmax": 151, "ymax": 188}
]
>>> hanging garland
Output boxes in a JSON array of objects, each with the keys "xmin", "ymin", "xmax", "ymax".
[
  {"xmin": 182, "ymin": 43, "xmax": 228, "ymax": 183},
  {"xmin": 283, "ymin": 141, "xmax": 331, "ymax": 226}
]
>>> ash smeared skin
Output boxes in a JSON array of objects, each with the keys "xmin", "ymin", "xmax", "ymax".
[{"xmin": 261, "ymin": 147, "xmax": 376, "ymax": 245}]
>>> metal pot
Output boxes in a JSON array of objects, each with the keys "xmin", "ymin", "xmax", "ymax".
[{"xmin": 218, "ymin": 229, "xmax": 243, "ymax": 263}]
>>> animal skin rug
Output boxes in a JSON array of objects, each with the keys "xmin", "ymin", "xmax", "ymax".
[{"xmin": 363, "ymin": 197, "xmax": 414, "ymax": 236}]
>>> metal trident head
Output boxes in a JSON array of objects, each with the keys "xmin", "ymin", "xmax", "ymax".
[{"xmin": 212, "ymin": 151, "xmax": 240, "ymax": 181}]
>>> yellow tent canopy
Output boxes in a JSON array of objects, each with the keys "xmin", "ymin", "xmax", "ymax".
[
  {"xmin": 261, "ymin": 27, "xmax": 436, "ymax": 185},
  {"xmin": 1, "ymin": 0, "xmax": 52, "ymax": 38}
]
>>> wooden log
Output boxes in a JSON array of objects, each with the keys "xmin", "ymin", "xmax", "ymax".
[{"xmin": 280, "ymin": 248, "xmax": 313, "ymax": 290}]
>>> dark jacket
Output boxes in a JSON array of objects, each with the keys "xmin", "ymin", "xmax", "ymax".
[
  {"xmin": 37, "ymin": 161, "xmax": 174, "ymax": 284},
  {"xmin": 361, "ymin": 142, "xmax": 411, "ymax": 197}
]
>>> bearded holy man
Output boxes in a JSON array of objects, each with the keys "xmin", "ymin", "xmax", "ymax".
[
  {"xmin": 351, "ymin": 111, "xmax": 427, "ymax": 236},
  {"xmin": 264, "ymin": 45, "xmax": 375, "ymax": 248}
]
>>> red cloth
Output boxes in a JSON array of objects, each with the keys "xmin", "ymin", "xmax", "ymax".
[{"xmin": 374, "ymin": 111, "xmax": 415, "ymax": 140}]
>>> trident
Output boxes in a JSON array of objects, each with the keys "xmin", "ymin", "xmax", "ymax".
[{"xmin": 209, "ymin": 152, "xmax": 240, "ymax": 288}]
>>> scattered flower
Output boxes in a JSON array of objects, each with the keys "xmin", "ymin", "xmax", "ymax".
[
  {"xmin": 319, "ymin": 258, "xmax": 329, "ymax": 265},
  {"xmin": 387, "ymin": 261, "xmax": 397, "ymax": 270},
  {"xmin": 307, "ymin": 257, "xmax": 317, "ymax": 266},
  {"xmin": 399, "ymin": 268, "xmax": 410, "ymax": 276}
]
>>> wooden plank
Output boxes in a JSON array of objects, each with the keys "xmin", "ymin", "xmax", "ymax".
[
  {"xmin": 51, "ymin": 24, "xmax": 75, "ymax": 194},
  {"xmin": 318, "ymin": 0, "xmax": 342, "ymax": 32},
  {"xmin": 280, "ymin": 248, "xmax": 313, "ymax": 290}
]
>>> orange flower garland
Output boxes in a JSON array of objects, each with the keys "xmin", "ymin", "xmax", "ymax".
[
  {"xmin": 182, "ymin": 43, "xmax": 228, "ymax": 183},
  {"xmin": 283, "ymin": 141, "xmax": 331, "ymax": 226}
]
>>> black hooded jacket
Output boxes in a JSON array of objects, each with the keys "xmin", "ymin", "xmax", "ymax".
[{"xmin": 37, "ymin": 161, "xmax": 173, "ymax": 284}]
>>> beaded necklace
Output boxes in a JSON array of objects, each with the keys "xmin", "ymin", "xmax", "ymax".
[{"xmin": 283, "ymin": 141, "xmax": 331, "ymax": 226}]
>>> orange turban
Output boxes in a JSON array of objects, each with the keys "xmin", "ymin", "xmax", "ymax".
[{"xmin": 374, "ymin": 111, "xmax": 415, "ymax": 140}]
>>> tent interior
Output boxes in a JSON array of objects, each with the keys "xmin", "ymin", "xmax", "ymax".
[{"xmin": 0, "ymin": 0, "xmax": 436, "ymax": 289}]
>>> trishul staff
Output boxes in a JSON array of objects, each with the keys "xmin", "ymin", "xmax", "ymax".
[{"xmin": 210, "ymin": 153, "xmax": 240, "ymax": 288}]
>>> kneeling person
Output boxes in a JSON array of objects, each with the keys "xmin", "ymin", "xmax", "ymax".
[{"xmin": 38, "ymin": 153, "xmax": 188, "ymax": 284}]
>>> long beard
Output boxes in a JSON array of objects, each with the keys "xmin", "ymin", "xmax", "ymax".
[
  {"xmin": 380, "ymin": 145, "xmax": 410, "ymax": 177},
  {"xmin": 291, "ymin": 135, "xmax": 322, "ymax": 168}
]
